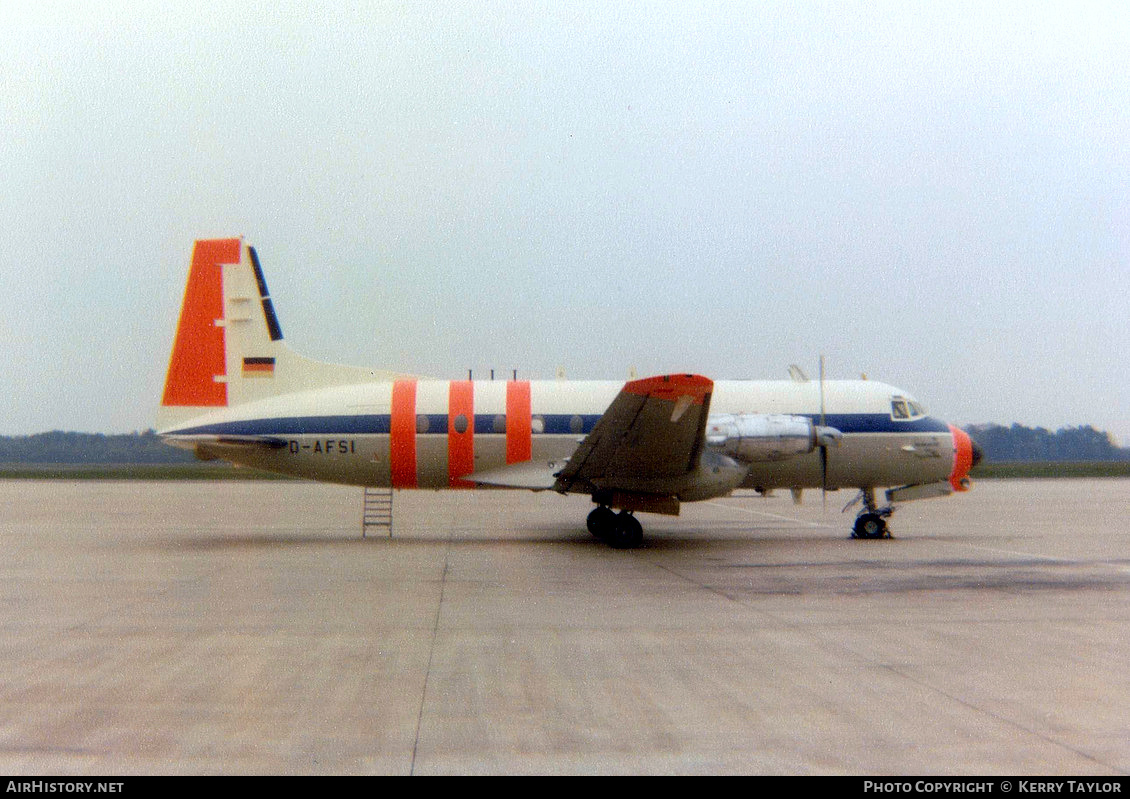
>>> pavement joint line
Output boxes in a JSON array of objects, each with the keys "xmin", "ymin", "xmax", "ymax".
[
  {"xmin": 935, "ymin": 540, "xmax": 1130, "ymax": 575},
  {"xmin": 643, "ymin": 557, "xmax": 787, "ymax": 626},
  {"xmin": 410, "ymin": 542, "xmax": 450, "ymax": 776},
  {"xmin": 873, "ymin": 661, "xmax": 1120, "ymax": 773}
]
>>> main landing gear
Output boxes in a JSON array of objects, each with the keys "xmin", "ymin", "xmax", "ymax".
[
  {"xmin": 849, "ymin": 487, "xmax": 893, "ymax": 539},
  {"xmin": 587, "ymin": 505, "xmax": 644, "ymax": 549}
]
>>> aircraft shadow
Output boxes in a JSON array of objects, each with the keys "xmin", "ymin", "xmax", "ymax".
[{"xmin": 158, "ymin": 524, "xmax": 795, "ymax": 552}]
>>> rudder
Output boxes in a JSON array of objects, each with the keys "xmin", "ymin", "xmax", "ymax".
[{"xmin": 161, "ymin": 238, "xmax": 241, "ymax": 410}]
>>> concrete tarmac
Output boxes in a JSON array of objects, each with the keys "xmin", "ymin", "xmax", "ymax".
[{"xmin": 0, "ymin": 478, "xmax": 1127, "ymax": 775}]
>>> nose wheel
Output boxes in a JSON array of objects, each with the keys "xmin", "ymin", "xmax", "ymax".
[
  {"xmin": 587, "ymin": 505, "xmax": 644, "ymax": 549},
  {"xmin": 852, "ymin": 512, "xmax": 890, "ymax": 539}
]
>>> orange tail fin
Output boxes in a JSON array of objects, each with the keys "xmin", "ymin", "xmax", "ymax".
[{"xmin": 161, "ymin": 238, "xmax": 241, "ymax": 408}]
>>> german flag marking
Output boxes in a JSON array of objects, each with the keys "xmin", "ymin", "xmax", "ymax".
[{"xmin": 242, "ymin": 357, "xmax": 275, "ymax": 377}]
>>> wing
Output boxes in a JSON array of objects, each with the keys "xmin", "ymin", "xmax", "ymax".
[{"xmin": 553, "ymin": 374, "xmax": 714, "ymax": 495}]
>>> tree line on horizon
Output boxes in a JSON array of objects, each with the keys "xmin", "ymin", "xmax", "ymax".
[
  {"xmin": 0, "ymin": 425, "xmax": 1127, "ymax": 465},
  {"xmin": 0, "ymin": 430, "xmax": 197, "ymax": 464},
  {"xmin": 964, "ymin": 423, "xmax": 1129, "ymax": 463}
]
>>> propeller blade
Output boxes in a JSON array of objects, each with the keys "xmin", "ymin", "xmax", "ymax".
[
  {"xmin": 820, "ymin": 444, "xmax": 828, "ymax": 511},
  {"xmin": 819, "ymin": 355, "xmax": 827, "ymax": 510}
]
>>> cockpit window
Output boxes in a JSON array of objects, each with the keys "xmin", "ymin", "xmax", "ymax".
[{"xmin": 891, "ymin": 397, "xmax": 926, "ymax": 420}]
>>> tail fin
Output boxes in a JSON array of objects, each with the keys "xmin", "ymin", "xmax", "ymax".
[{"xmin": 158, "ymin": 238, "xmax": 405, "ymax": 432}]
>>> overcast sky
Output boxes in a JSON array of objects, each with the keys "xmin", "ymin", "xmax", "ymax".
[{"xmin": 2, "ymin": 1, "xmax": 1128, "ymax": 441}]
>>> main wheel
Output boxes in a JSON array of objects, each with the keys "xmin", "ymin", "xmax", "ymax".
[
  {"xmin": 587, "ymin": 506, "xmax": 616, "ymax": 538},
  {"xmin": 606, "ymin": 512, "xmax": 644, "ymax": 549},
  {"xmin": 852, "ymin": 512, "xmax": 887, "ymax": 539}
]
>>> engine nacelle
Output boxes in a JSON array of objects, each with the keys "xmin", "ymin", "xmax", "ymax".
[{"xmin": 705, "ymin": 413, "xmax": 841, "ymax": 463}]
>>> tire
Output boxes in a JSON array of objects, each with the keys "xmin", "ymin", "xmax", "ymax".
[
  {"xmin": 607, "ymin": 513, "xmax": 643, "ymax": 549},
  {"xmin": 587, "ymin": 506, "xmax": 616, "ymax": 538},
  {"xmin": 853, "ymin": 513, "xmax": 886, "ymax": 539}
]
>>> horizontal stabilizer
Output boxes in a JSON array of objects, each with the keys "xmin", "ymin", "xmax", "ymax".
[{"xmin": 163, "ymin": 434, "xmax": 289, "ymax": 451}]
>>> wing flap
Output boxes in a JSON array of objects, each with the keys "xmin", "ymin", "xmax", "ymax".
[{"xmin": 470, "ymin": 460, "xmax": 568, "ymax": 490}]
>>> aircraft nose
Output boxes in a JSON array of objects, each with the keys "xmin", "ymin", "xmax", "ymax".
[{"xmin": 948, "ymin": 425, "xmax": 976, "ymax": 492}]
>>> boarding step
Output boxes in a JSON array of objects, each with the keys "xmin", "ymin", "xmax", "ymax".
[{"xmin": 362, "ymin": 487, "xmax": 394, "ymax": 538}]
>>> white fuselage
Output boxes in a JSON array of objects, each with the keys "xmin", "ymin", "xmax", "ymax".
[{"xmin": 163, "ymin": 377, "xmax": 959, "ymax": 493}]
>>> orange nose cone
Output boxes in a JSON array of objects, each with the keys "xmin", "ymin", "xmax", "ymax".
[{"xmin": 949, "ymin": 425, "xmax": 975, "ymax": 491}]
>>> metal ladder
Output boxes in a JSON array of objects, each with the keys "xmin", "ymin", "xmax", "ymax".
[{"xmin": 361, "ymin": 487, "xmax": 394, "ymax": 538}]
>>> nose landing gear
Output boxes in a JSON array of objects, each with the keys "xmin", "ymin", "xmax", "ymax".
[
  {"xmin": 587, "ymin": 505, "xmax": 644, "ymax": 549},
  {"xmin": 848, "ymin": 487, "xmax": 893, "ymax": 539}
]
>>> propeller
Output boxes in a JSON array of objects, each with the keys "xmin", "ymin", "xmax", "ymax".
[
  {"xmin": 815, "ymin": 355, "xmax": 843, "ymax": 510},
  {"xmin": 820, "ymin": 355, "xmax": 827, "ymax": 509}
]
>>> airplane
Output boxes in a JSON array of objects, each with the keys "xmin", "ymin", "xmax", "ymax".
[{"xmin": 158, "ymin": 238, "xmax": 983, "ymax": 548}]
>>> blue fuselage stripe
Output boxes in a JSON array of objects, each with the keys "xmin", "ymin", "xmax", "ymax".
[{"xmin": 171, "ymin": 413, "xmax": 951, "ymax": 438}]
